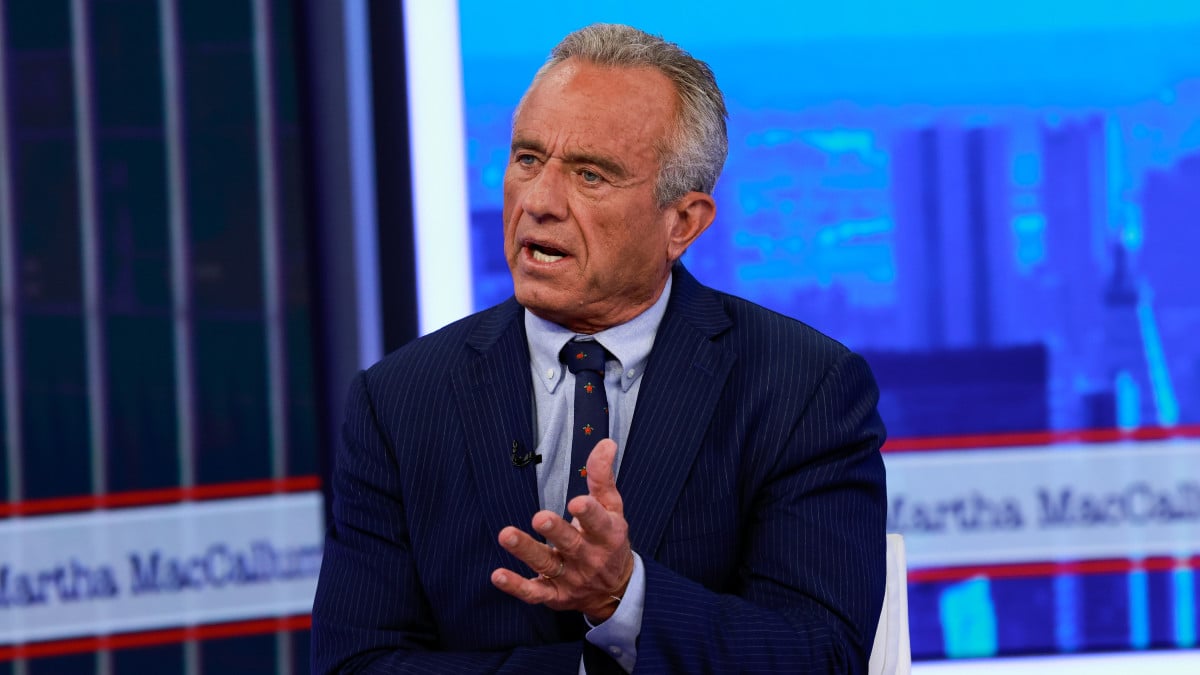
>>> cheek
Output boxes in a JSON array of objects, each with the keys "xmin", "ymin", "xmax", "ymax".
[
  {"xmin": 501, "ymin": 174, "xmax": 519, "ymax": 216},
  {"xmin": 501, "ymin": 188, "xmax": 520, "ymax": 233}
]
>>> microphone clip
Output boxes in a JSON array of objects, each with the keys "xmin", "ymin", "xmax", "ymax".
[{"xmin": 511, "ymin": 441, "xmax": 542, "ymax": 467}]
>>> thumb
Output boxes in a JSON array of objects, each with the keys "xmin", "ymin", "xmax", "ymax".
[{"xmin": 585, "ymin": 439, "xmax": 622, "ymax": 510}]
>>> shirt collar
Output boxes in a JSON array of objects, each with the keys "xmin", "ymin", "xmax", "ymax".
[{"xmin": 525, "ymin": 275, "xmax": 673, "ymax": 395}]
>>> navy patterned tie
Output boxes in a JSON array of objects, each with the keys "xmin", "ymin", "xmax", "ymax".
[{"xmin": 559, "ymin": 339, "xmax": 610, "ymax": 516}]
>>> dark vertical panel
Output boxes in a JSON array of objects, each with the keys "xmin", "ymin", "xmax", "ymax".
[
  {"xmin": 291, "ymin": 0, "xmax": 349, "ymax": 527},
  {"xmin": 92, "ymin": 0, "xmax": 180, "ymax": 497},
  {"xmin": 908, "ymin": 581, "xmax": 945, "ymax": 659},
  {"xmin": 1193, "ymin": 567, "xmax": 1200, "ymax": 648},
  {"xmin": 8, "ymin": 1, "xmax": 93, "ymax": 672},
  {"xmin": 993, "ymin": 577, "xmax": 1056, "ymax": 654},
  {"xmin": 20, "ymin": 314, "xmax": 91, "ymax": 499},
  {"xmin": 1145, "ymin": 569, "xmax": 1174, "ymax": 648},
  {"xmin": 0, "ymin": 4, "xmax": 73, "ymax": 674},
  {"xmin": 178, "ymin": 0, "xmax": 271, "ymax": 486},
  {"xmin": 0, "ymin": 0, "xmax": 8, "ymax": 503},
  {"xmin": 366, "ymin": 0, "xmax": 418, "ymax": 353},
  {"xmin": 272, "ymin": 0, "xmax": 315, "ymax": 478},
  {"xmin": 27, "ymin": 653, "xmax": 93, "ymax": 675},
  {"xmin": 966, "ymin": 128, "xmax": 993, "ymax": 346},
  {"xmin": 180, "ymin": 1, "xmax": 275, "ymax": 671},
  {"xmin": 7, "ymin": 0, "xmax": 92, "ymax": 505},
  {"xmin": 200, "ymin": 634, "xmax": 276, "ymax": 675},
  {"xmin": 0, "ymin": 301, "xmax": 6, "ymax": 499},
  {"xmin": 290, "ymin": 628, "xmax": 312, "ymax": 675},
  {"xmin": 0, "ymin": 0, "xmax": 14, "ymax": 503},
  {"xmin": 1079, "ymin": 573, "xmax": 1130, "ymax": 651},
  {"xmin": 285, "ymin": 309, "xmax": 316, "ymax": 477},
  {"xmin": 0, "ymin": 150, "xmax": 6, "ymax": 506},
  {"xmin": 103, "ymin": 312, "xmax": 177, "ymax": 488},
  {"xmin": 918, "ymin": 128, "xmax": 944, "ymax": 348},
  {"xmin": 111, "ymin": 643, "xmax": 185, "ymax": 675},
  {"xmin": 192, "ymin": 318, "xmax": 269, "ymax": 481}
]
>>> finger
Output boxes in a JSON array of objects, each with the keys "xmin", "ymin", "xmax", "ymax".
[
  {"xmin": 570, "ymin": 485, "xmax": 634, "ymax": 546},
  {"xmin": 584, "ymin": 439, "xmax": 623, "ymax": 515},
  {"xmin": 491, "ymin": 567, "xmax": 557, "ymax": 605},
  {"xmin": 533, "ymin": 509, "xmax": 586, "ymax": 556},
  {"xmin": 497, "ymin": 525, "xmax": 560, "ymax": 577},
  {"xmin": 567, "ymin": 494, "xmax": 618, "ymax": 542}
]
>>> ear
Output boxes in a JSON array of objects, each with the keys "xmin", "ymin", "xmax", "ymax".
[{"xmin": 665, "ymin": 191, "xmax": 716, "ymax": 261}]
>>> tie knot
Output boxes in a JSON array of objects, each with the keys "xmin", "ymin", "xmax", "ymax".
[{"xmin": 560, "ymin": 339, "xmax": 608, "ymax": 375}]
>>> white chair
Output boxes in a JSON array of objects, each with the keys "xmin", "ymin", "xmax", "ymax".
[{"xmin": 868, "ymin": 533, "xmax": 912, "ymax": 675}]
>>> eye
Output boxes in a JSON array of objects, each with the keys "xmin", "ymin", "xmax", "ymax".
[
  {"xmin": 580, "ymin": 169, "xmax": 601, "ymax": 183},
  {"xmin": 516, "ymin": 154, "xmax": 537, "ymax": 166}
]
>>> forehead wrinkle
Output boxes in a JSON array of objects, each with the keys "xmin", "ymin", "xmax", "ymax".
[
  {"xmin": 511, "ymin": 133, "xmax": 635, "ymax": 181},
  {"xmin": 561, "ymin": 149, "xmax": 629, "ymax": 180},
  {"xmin": 510, "ymin": 134, "xmax": 544, "ymax": 155}
]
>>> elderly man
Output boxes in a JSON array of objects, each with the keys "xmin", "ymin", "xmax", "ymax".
[{"xmin": 312, "ymin": 23, "xmax": 886, "ymax": 674}]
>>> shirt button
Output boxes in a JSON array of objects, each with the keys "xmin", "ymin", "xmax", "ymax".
[
  {"xmin": 546, "ymin": 368, "xmax": 556, "ymax": 379},
  {"xmin": 625, "ymin": 369, "xmax": 636, "ymax": 379},
  {"xmin": 609, "ymin": 646, "xmax": 622, "ymax": 657}
]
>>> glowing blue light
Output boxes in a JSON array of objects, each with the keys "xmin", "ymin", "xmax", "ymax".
[
  {"xmin": 482, "ymin": 164, "xmax": 503, "ymax": 188},
  {"xmin": 870, "ymin": 262, "xmax": 897, "ymax": 283},
  {"xmin": 761, "ymin": 129, "xmax": 795, "ymax": 147},
  {"xmin": 1175, "ymin": 568, "xmax": 1197, "ymax": 648},
  {"xmin": 940, "ymin": 577, "xmax": 998, "ymax": 658},
  {"xmin": 1137, "ymin": 287, "xmax": 1180, "ymax": 426},
  {"xmin": 1056, "ymin": 575, "xmax": 1080, "ymax": 652},
  {"xmin": 802, "ymin": 130, "xmax": 878, "ymax": 158},
  {"xmin": 1013, "ymin": 214, "xmax": 1047, "ymax": 270},
  {"xmin": 1122, "ymin": 204, "xmax": 1145, "ymax": 251},
  {"xmin": 1013, "ymin": 152, "xmax": 1042, "ymax": 186},
  {"xmin": 1115, "ymin": 370, "xmax": 1141, "ymax": 430},
  {"xmin": 1130, "ymin": 568, "xmax": 1149, "ymax": 649}
]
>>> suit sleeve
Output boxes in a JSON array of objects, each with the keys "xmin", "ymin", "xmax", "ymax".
[
  {"xmin": 634, "ymin": 350, "xmax": 888, "ymax": 674},
  {"xmin": 310, "ymin": 372, "xmax": 584, "ymax": 674}
]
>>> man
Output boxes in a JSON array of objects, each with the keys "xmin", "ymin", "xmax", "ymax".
[{"xmin": 312, "ymin": 23, "xmax": 886, "ymax": 674}]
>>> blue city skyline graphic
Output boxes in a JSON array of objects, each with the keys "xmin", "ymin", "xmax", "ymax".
[
  {"xmin": 458, "ymin": 5, "xmax": 1200, "ymax": 659},
  {"xmin": 462, "ymin": 27, "xmax": 1200, "ymax": 439}
]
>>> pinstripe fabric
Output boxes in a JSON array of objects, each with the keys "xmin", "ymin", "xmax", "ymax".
[{"xmin": 312, "ymin": 265, "xmax": 887, "ymax": 673}]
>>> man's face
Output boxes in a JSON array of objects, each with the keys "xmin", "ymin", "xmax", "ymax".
[{"xmin": 503, "ymin": 60, "xmax": 680, "ymax": 333}]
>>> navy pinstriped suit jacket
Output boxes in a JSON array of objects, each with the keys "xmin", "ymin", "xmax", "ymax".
[{"xmin": 311, "ymin": 265, "xmax": 887, "ymax": 673}]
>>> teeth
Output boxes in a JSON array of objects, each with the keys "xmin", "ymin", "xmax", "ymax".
[{"xmin": 531, "ymin": 248, "xmax": 565, "ymax": 263}]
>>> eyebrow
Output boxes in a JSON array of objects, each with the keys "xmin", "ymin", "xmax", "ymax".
[{"xmin": 510, "ymin": 137, "xmax": 630, "ymax": 180}]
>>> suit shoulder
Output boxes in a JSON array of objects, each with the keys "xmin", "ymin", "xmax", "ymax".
[
  {"xmin": 714, "ymin": 290, "xmax": 853, "ymax": 364},
  {"xmin": 703, "ymin": 289, "xmax": 882, "ymax": 420},
  {"xmin": 363, "ymin": 299, "xmax": 520, "ymax": 385}
]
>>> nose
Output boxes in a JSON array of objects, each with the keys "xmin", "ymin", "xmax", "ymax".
[{"xmin": 520, "ymin": 161, "xmax": 569, "ymax": 222}]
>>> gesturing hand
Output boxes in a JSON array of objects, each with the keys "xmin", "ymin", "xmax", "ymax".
[{"xmin": 491, "ymin": 438, "xmax": 634, "ymax": 622}]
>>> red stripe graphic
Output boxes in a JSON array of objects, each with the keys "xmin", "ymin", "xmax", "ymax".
[
  {"xmin": 0, "ymin": 476, "xmax": 322, "ymax": 518},
  {"xmin": 910, "ymin": 555, "xmax": 1200, "ymax": 583},
  {"xmin": 5, "ymin": 426, "xmax": 1200, "ymax": 516},
  {"xmin": 0, "ymin": 614, "xmax": 312, "ymax": 661},
  {"xmin": 882, "ymin": 424, "xmax": 1200, "ymax": 453}
]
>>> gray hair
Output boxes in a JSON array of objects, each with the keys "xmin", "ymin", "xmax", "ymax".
[{"xmin": 522, "ymin": 23, "xmax": 728, "ymax": 208}]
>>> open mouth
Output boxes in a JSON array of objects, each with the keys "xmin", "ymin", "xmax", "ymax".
[{"xmin": 527, "ymin": 242, "xmax": 567, "ymax": 263}]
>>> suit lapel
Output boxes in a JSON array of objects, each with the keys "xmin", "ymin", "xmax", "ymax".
[
  {"xmin": 450, "ymin": 300, "xmax": 541, "ymax": 544},
  {"xmin": 618, "ymin": 266, "xmax": 735, "ymax": 555},
  {"xmin": 449, "ymin": 300, "xmax": 566, "ymax": 640}
]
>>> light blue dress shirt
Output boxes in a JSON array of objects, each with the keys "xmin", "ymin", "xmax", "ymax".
[{"xmin": 523, "ymin": 276, "xmax": 673, "ymax": 673}]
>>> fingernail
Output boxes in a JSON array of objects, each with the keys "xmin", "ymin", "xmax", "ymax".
[
  {"xmin": 495, "ymin": 572, "xmax": 507, "ymax": 584},
  {"xmin": 505, "ymin": 534, "xmax": 518, "ymax": 546},
  {"xmin": 539, "ymin": 519, "xmax": 552, "ymax": 531}
]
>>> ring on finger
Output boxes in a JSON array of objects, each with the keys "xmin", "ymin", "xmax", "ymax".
[{"xmin": 539, "ymin": 558, "xmax": 565, "ymax": 581}]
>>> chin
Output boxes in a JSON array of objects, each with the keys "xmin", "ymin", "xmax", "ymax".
[{"xmin": 513, "ymin": 283, "xmax": 554, "ymax": 311}]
